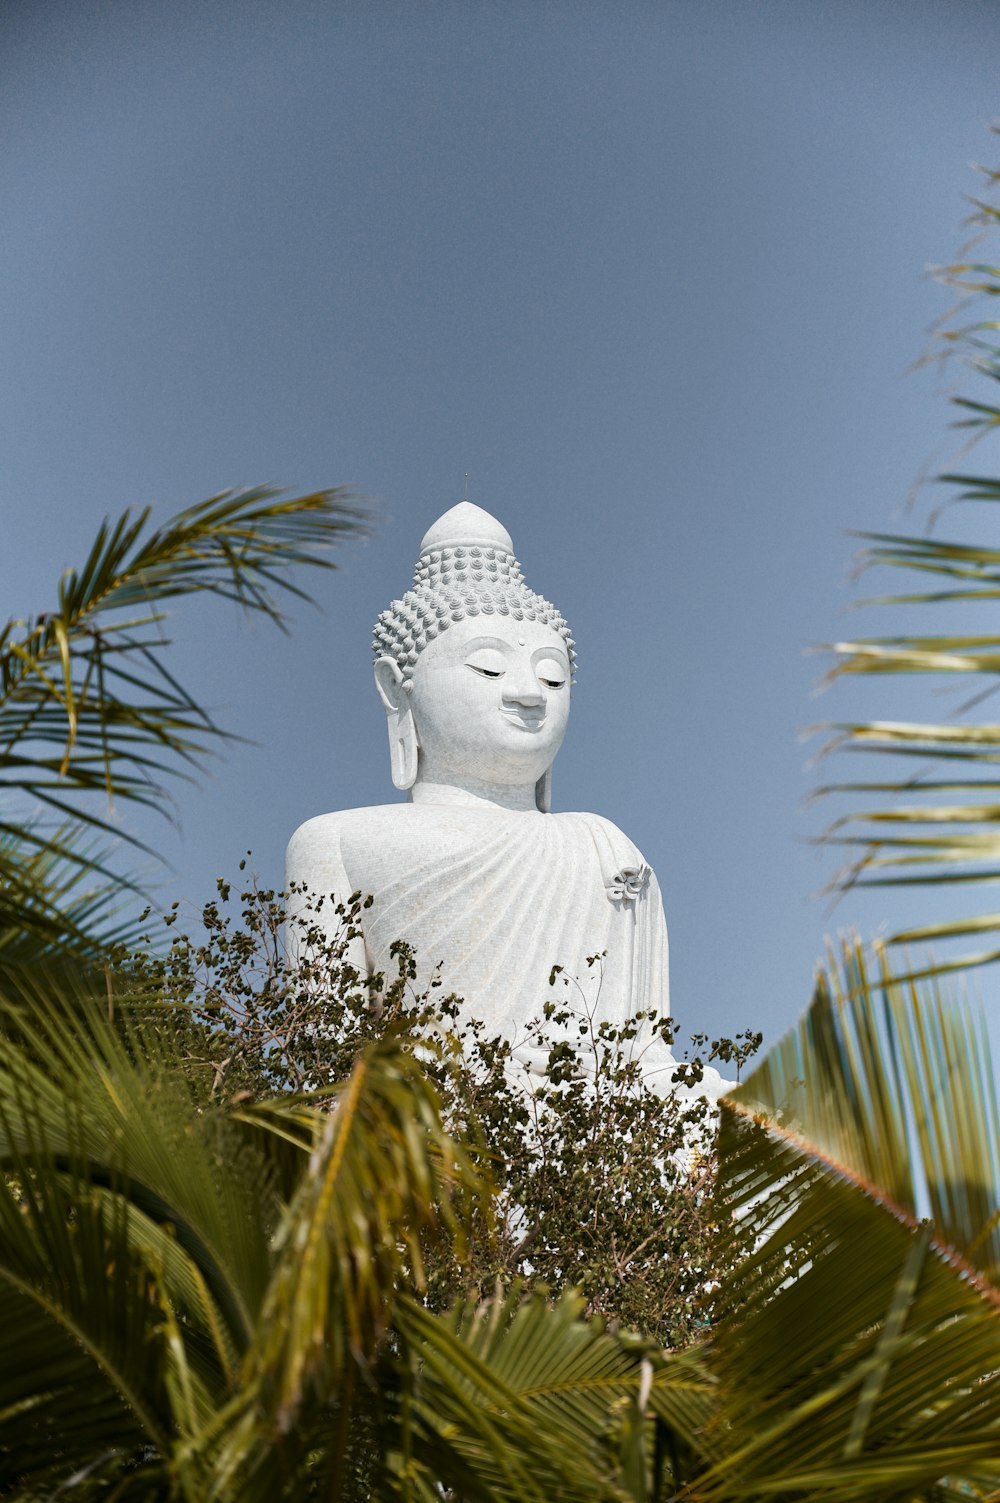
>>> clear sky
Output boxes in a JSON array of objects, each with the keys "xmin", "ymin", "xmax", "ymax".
[{"xmin": 3, "ymin": 0, "xmax": 1000, "ymax": 1055}]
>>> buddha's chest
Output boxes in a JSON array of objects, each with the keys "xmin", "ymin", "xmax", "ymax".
[
  {"xmin": 334, "ymin": 806, "xmax": 665, "ymax": 1029},
  {"xmin": 339, "ymin": 806, "xmax": 571, "ymax": 904}
]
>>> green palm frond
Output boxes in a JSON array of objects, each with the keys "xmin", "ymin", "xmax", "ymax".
[
  {"xmin": 378, "ymin": 1291, "xmax": 720, "ymax": 1502},
  {"xmin": 0, "ymin": 967, "xmax": 276, "ymax": 1494},
  {"xmin": 0, "ymin": 964, "xmax": 371, "ymax": 1497},
  {"xmin": 816, "ymin": 140, "xmax": 1000, "ymax": 971},
  {"xmin": 0, "ymin": 486, "xmax": 366, "ymax": 956},
  {"xmin": 0, "ymin": 487, "xmax": 366, "ymax": 799},
  {"xmin": 0, "ymin": 960, "xmax": 279, "ymax": 1334},
  {"xmin": 0, "ymin": 824, "xmax": 149, "ymax": 962},
  {"xmin": 0, "ymin": 1175, "xmax": 175, "ymax": 1495},
  {"xmin": 197, "ymin": 1048, "xmax": 493, "ymax": 1499},
  {"xmin": 730, "ymin": 940, "xmax": 1000, "ymax": 1275},
  {"xmin": 0, "ymin": 958, "xmax": 506, "ymax": 1499},
  {"xmin": 384, "ymin": 1288, "xmax": 650, "ymax": 1503},
  {"xmin": 246, "ymin": 1046, "xmax": 492, "ymax": 1427},
  {"xmin": 696, "ymin": 941, "xmax": 1000, "ymax": 1500}
]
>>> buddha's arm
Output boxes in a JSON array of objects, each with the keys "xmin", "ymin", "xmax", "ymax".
[{"xmin": 284, "ymin": 814, "xmax": 371, "ymax": 977}]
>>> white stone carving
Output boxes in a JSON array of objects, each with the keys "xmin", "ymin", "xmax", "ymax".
[{"xmin": 286, "ymin": 502, "xmax": 727, "ymax": 1099}]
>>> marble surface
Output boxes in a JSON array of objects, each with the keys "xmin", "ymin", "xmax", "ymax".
[{"xmin": 286, "ymin": 503, "xmax": 728, "ymax": 1098}]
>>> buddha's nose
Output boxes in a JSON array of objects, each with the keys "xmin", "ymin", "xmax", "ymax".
[{"xmin": 502, "ymin": 672, "xmax": 545, "ymax": 708}]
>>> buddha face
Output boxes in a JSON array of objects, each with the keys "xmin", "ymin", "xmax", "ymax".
[{"xmin": 405, "ymin": 615, "xmax": 571, "ymax": 789}]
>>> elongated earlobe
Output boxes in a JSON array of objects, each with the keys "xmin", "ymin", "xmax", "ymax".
[
  {"xmin": 390, "ymin": 707, "xmax": 418, "ymax": 790},
  {"xmin": 374, "ymin": 657, "xmax": 419, "ymax": 790},
  {"xmin": 535, "ymin": 768, "xmax": 552, "ymax": 813}
]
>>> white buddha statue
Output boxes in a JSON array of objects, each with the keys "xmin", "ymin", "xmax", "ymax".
[{"xmin": 286, "ymin": 502, "xmax": 711, "ymax": 1091}]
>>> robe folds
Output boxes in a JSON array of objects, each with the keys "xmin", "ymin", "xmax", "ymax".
[{"xmin": 288, "ymin": 803, "xmax": 690, "ymax": 1088}]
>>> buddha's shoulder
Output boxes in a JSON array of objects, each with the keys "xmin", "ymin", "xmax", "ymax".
[
  {"xmin": 556, "ymin": 810, "xmax": 636, "ymax": 842},
  {"xmin": 287, "ymin": 803, "xmax": 421, "ymax": 854},
  {"xmin": 556, "ymin": 810, "xmax": 620, "ymax": 830},
  {"xmin": 284, "ymin": 811, "xmax": 445, "ymax": 859},
  {"xmin": 557, "ymin": 810, "xmax": 653, "ymax": 866}
]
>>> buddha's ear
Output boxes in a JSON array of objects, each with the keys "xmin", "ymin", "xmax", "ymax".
[
  {"xmin": 374, "ymin": 657, "xmax": 418, "ymax": 790},
  {"xmin": 535, "ymin": 768, "xmax": 552, "ymax": 813},
  {"xmin": 374, "ymin": 655, "xmax": 406, "ymax": 712}
]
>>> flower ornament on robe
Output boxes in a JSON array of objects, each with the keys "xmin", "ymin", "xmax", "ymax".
[{"xmin": 606, "ymin": 864, "xmax": 652, "ymax": 903}]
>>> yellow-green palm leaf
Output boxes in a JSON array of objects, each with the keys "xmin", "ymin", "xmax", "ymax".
[
  {"xmin": 0, "ymin": 486, "xmax": 367, "ymax": 960},
  {"xmin": 817, "ymin": 137, "xmax": 1000, "ymax": 973},
  {"xmin": 697, "ymin": 942, "xmax": 1000, "ymax": 1500}
]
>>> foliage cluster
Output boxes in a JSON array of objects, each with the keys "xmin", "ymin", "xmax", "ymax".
[{"xmin": 139, "ymin": 873, "xmax": 756, "ymax": 1348}]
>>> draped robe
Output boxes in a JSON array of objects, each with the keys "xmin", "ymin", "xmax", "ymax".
[{"xmin": 287, "ymin": 803, "xmax": 684, "ymax": 1087}]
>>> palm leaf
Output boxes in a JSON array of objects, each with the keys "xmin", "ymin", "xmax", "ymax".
[
  {"xmin": 0, "ymin": 963, "xmax": 283, "ymax": 1495},
  {"xmin": 815, "ymin": 134, "xmax": 1000, "ymax": 973},
  {"xmin": 0, "ymin": 486, "xmax": 366, "ymax": 957},
  {"xmin": 0, "ymin": 961, "xmax": 504, "ymax": 1499},
  {"xmin": 0, "ymin": 824, "xmax": 149, "ymax": 963},
  {"xmin": 696, "ymin": 941, "xmax": 1000, "ymax": 1500},
  {"xmin": 383, "ymin": 1288, "xmax": 649, "ymax": 1502},
  {"xmin": 255, "ymin": 1043, "xmax": 490, "ymax": 1415},
  {"xmin": 193, "ymin": 1046, "xmax": 492, "ymax": 1502}
]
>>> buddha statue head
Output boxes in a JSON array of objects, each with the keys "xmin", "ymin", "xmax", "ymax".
[{"xmin": 372, "ymin": 503, "xmax": 576, "ymax": 811}]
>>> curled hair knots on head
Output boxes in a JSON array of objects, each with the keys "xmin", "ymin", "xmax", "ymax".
[
  {"xmin": 372, "ymin": 505, "xmax": 577, "ymax": 682},
  {"xmin": 373, "ymin": 581, "xmax": 577, "ymax": 682}
]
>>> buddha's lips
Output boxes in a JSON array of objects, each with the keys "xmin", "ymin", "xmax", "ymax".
[{"xmin": 501, "ymin": 709, "xmax": 546, "ymax": 730}]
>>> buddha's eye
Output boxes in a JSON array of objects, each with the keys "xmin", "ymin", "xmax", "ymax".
[
  {"xmin": 465, "ymin": 649, "xmax": 507, "ymax": 680},
  {"xmin": 536, "ymin": 658, "xmax": 567, "ymax": 690}
]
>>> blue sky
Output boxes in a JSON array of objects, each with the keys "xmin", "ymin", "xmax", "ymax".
[{"xmin": 3, "ymin": 0, "xmax": 1000, "ymax": 1054}]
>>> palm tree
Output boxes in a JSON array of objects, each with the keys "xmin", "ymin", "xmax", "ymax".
[{"xmin": 11, "ymin": 927, "xmax": 1000, "ymax": 1496}]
